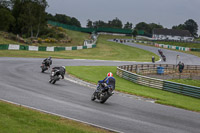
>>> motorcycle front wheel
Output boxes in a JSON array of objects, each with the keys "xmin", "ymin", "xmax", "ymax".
[
  {"xmin": 91, "ymin": 92, "xmax": 96, "ymax": 101},
  {"xmin": 99, "ymin": 92, "xmax": 109, "ymax": 104}
]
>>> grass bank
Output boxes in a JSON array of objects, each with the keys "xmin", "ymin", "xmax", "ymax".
[
  {"xmin": 0, "ymin": 100, "xmax": 111, "ymax": 133},
  {"xmin": 66, "ymin": 66, "xmax": 200, "ymax": 112},
  {"xmin": 0, "ymin": 29, "xmax": 90, "ymax": 47},
  {"xmin": 137, "ymin": 42, "xmax": 200, "ymax": 57},
  {"xmin": 0, "ymin": 35, "xmax": 159, "ymax": 62},
  {"xmin": 155, "ymin": 41, "xmax": 200, "ymax": 49}
]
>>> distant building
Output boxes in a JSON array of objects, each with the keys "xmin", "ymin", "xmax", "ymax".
[{"xmin": 152, "ymin": 29, "xmax": 194, "ymax": 41}]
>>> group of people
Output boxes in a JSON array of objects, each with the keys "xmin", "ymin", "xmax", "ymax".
[{"xmin": 42, "ymin": 57, "xmax": 116, "ymax": 92}]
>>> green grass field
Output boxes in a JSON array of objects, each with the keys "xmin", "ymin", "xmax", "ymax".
[
  {"xmin": 155, "ymin": 41, "xmax": 200, "ymax": 49},
  {"xmin": 65, "ymin": 66, "xmax": 200, "ymax": 112},
  {"xmin": 0, "ymin": 100, "xmax": 111, "ymax": 133},
  {"xmin": 0, "ymin": 35, "xmax": 159, "ymax": 62}
]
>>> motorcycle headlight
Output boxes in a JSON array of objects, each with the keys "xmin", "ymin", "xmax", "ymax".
[{"xmin": 51, "ymin": 72, "xmax": 54, "ymax": 76}]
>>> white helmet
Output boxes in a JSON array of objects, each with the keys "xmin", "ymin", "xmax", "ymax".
[
  {"xmin": 107, "ymin": 72, "xmax": 113, "ymax": 77},
  {"xmin": 62, "ymin": 66, "xmax": 65, "ymax": 69}
]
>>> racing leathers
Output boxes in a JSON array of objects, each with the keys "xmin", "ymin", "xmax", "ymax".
[
  {"xmin": 96, "ymin": 76, "xmax": 116, "ymax": 92},
  {"xmin": 43, "ymin": 58, "xmax": 52, "ymax": 67},
  {"xmin": 52, "ymin": 66, "xmax": 65, "ymax": 79}
]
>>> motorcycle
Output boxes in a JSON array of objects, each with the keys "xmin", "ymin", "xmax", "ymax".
[
  {"xmin": 162, "ymin": 55, "xmax": 166, "ymax": 62},
  {"xmin": 49, "ymin": 69, "xmax": 61, "ymax": 84},
  {"xmin": 91, "ymin": 83, "xmax": 114, "ymax": 104},
  {"xmin": 40, "ymin": 61, "xmax": 49, "ymax": 73}
]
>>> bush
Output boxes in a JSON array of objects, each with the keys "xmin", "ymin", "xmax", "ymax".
[
  {"xmin": 57, "ymin": 33, "xmax": 65, "ymax": 38},
  {"xmin": 57, "ymin": 27, "xmax": 65, "ymax": 32},
  {"xmin": 37, "ymin": 38, "xmax": 42, "ymax": 43}
]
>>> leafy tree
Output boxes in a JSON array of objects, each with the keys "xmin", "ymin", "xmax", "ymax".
[
  {"xmin": 134, "ymin": 22, "xmax": 151, "ymax": 34},
  {"xmin": 124, "ymin": 22, "xmax": 133, "ymax": 29},
  {"xmin": 93, "ymin": 20, "xmax": 107, "ymax": 28},
  {"xmin": 149, "ymin": 23, "xmax": 163, "ymax": 33},
  {"xmin": 0, "ymin": 8, "xmax": 15, "ymax": 31},
  {"xmin": 11, "ymin": 0, "xmax": 48, "ymax": 38},
  {"xmin": 48, "ymin": 13, "xmax": 81, "ymax": 27},
  {"xmin": 184, "ymin": 19, "xmax": 198, "ymax": 37},
  {"xmin": 172, "ymin": 19, "xmax": 198, "ymax": 37},
  {"xmin": 70, "ymin": 17, "xmax": 81, "ymax": 27},
  {"xmin": 172, "ymin": 24, "xmax": 186, "ymax": 30},
  {"xmin": 86, "ymin": 19, "xmax": 93, "ymax": 28},
  {"xmin": 54, "ymin": 14, "xmax": 71, "ymax": 25},
  {"xmin": 132, "ymin": 30, "xmax": 137, "ymax": 37},
  {"xmin": 46, "ymin": 13, "xmax": 55, "ymax": 21},
  {"xmin": 134, "ymin": 22, "xmax": 163, "ymax": 35},
  {"xmin": 108, "ymin": 17, "xmax": 123, "ymax": 28}
]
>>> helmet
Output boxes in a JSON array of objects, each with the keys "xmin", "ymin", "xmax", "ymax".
[
  {"xmin": 107, "ymin": 72, "xmax": 113, "ymax": 77},
  {"xmin": 48, "ymin": 56, "xmax": 52, "ymax": 59},
  {"xmin": 62, "ymin": 66, "xmax": 65, "ymax": 69}
]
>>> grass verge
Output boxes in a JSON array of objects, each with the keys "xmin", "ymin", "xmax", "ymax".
[
  {"xmin": 0, "ymin": 100, "xmax": 112, "ymax": 133},
  {"xmin": 137, "ymin": 42, "xmax": 200, "ymax": 57},
  {"xmin": 0, "ymin": 35, "xmax": 159, "ymax": 61},
  {"xmin": 155, "ymin": 41, "xmax": 200, "ymax": 49},
  {"xmin": 66, "ymin": 66, "xmax": 200, "ymax": 112}
]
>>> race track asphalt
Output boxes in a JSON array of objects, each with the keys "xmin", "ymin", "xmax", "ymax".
[{"xmin": 0, "ymin": 42, "xmax": 200, "ymax": 133}]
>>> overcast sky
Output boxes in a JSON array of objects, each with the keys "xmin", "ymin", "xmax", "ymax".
[{"xmin": 46, "ymin": 0, "xmax": 200, "ymax": 34}]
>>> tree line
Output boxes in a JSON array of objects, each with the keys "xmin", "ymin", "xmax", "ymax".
[
  {"xmin": 86, "ymin": 18, "xmax": 198, "ymax": 37},
  {"xmin": 0, "ymin": 0, "xmax": 199, "ymax": 38},
  {"xmin": 0, "ymin": 0, "xmax": 81, "ymax": 38}
]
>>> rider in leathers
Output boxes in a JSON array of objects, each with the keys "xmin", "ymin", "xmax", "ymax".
[
  {"xmin": 51, "ymin": 66, "xmax": 66, "ymax": 79},
  {"xmin": 96, "ymin": 72, "xmax": 116, "ymax": 93},
  {"xmin": 43, "ymin": 57, "xmax": 52, "ymax": 67}
]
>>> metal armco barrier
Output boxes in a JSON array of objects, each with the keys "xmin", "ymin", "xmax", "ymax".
[
  {"xmin": 117, "ymin": 65, "xmax": 200, "ymax": 99},
  {"xmin": 163, "ymin": 81, "xmax": 200, "ymax": 98}
]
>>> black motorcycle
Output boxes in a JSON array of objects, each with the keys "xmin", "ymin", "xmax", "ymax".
[
  {"xmin": 91, "ymin": 83, "xmax": 114, "ymax": 103},
  {"xmin": 49, "ymin": 69, "xmax": 61, "ymax": 84},
  {"xmin": 40, "ymin": 61, "xmax": 49, "ymax": 73},
  {"xmin": 162, "ymin": 55, "xmax": 166, "ymax": 62}
]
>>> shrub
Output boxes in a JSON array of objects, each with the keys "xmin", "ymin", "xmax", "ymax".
[
  {"xmin": 37, "ymin": 38, "xmax": 42, "ymax": 43},
  {"xmin": 57, "ymin": 33, "xmax": 65, "ymax": 38}
]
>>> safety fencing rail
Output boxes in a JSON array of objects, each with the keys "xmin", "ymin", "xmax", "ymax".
[
  {"xmin": 48, "ymin": 20, "xmax": 132, "ymax": 35},
  {"xmin": 117, "ymin": 65, "xmax": 200, "ymax": 99},
  {"xmin": 122, "ymin": 64, "xmax": 200, "ymax": 76},
  {"xmin": 0, "ymin": 44, "xmax": 96, "ymax": 51}
]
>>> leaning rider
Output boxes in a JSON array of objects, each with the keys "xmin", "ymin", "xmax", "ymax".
[
  {"xmin": 43, "ymin": 56, "xmax": 52, "ymax": 67},
  {"xmin": 96, "ymin": 72, "xmax": 116, "ymax": 93},
  {"xmin": 51, "ymin": 66, "xmax": 66, "ymax": 79}
]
